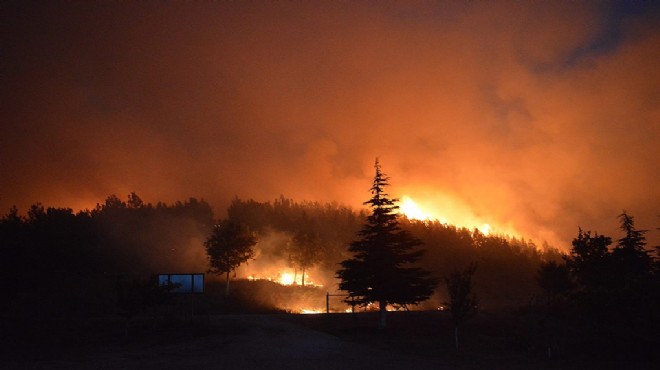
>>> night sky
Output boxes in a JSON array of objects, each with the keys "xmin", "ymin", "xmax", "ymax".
[{"xmin": 1, "ymin": 1, "xmax": 658, "ymax": 249}]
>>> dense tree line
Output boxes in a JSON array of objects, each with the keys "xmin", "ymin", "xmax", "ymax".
[
  {"xmin": 534, "ymin": 212, "xmax": 660, "ymax": 360},
  {"xmin": 0, "ymin": 194, "xmax": 213, "ymax": 316},
  {"xmin": 2, "ymin": 191, "xmax": 566, "ymax": 317},
  {"xmin": 538, "ymin": 212, "xmax": 659, "ymax": 324},
  {"xmin": 406, "ymin": 220, "xmax": 561, "ymax": 308},
  {"xmin": 227, "ymin": 197, "xmax": 562, "ymax": 309}
]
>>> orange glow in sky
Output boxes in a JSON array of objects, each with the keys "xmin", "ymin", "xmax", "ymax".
[{"xmin": 1, "ymin": 2, "xmax": 658, "ymax": 250}]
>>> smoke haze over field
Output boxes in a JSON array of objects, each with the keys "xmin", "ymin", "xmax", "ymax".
[{"xmin": 1, "ymin": 1, "xmax": 659, "ymax": 249}]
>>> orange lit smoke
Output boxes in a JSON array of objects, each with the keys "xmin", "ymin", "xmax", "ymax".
[{"xmin": 229, "ymin": 231, "xmax": 338, "ymax": 313}]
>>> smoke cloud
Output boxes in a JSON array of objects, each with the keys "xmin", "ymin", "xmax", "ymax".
[{"xmin": 1, "ymin": 2, "xmax": 659, "ymax": 249}]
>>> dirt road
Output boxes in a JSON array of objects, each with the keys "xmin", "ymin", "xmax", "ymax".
[{"xmin": 9, "ymin": 314, "xmax": 444, "ymax": 370}]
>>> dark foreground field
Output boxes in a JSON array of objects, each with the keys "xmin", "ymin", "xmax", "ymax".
[{"xmin": 1, "ymin": 310, "xmax": 657, "ymax": 370}]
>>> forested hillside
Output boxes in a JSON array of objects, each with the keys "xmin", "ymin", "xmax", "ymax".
[
  {"xmin": 0, "ymin": 194, "xmax": 562, "ymax": 316},
  {"xmin": 0, "ymin": 194, "xmax": 213, "ymax": 316},
  {"xmin": 228, "ymin": 197, "xmax": 562, "ymax": 308}
]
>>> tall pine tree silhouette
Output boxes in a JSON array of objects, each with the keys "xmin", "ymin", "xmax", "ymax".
[
  {"xmin": 613, "ymin": 211, "xmax": 653, "ymax": 280},
  {"xmin": 337, "ymin": 159, "xmax": 436, "ymax": 328}
]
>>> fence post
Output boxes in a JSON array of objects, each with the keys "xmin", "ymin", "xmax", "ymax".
[{"xmin": 326, "ymin": 292, "xmax": 330, "ymax": 314}]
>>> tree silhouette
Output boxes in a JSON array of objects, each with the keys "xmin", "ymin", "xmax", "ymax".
[
  {"xmin": 288, "ymin": 229, "xmax": 323, "ymax": 286},
  {"xmin": 205, "ymin": 220, "xmax": 257, "ymax": 296},
  {"xmin": 444, "ymin": 263, "xmax": 478, "ymax": 350},
  {"xmin": 99, "ymin": 194, "xmax": 127, "ymax": 210},
  {"xmin": 337, "ymin": 159, "xmax": 436, "ymax": 329},
  {"xmin": 612, "ymin": 211, "xmax": 653, "ymax": 281},
  {"xmin": 127, "ymin": 192, "xmax": 145, "ymax": 209},
  {"xmin": 565, "ymin": 228, "xmax": 612, "ymax": 289},
  {"xmin": 543, "ymin": 213, "xmax": 659, "ymax": 329}
]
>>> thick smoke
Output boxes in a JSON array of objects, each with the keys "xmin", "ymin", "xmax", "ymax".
[
  {"xmin": 1, "ymin": 2, "xmax": 658, "ymax": 249},
  {"xmin": 231, "ymin": 230, "xmax": 338, "ymax": 290}
]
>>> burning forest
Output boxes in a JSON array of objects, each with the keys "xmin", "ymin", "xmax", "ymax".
[
  {"xmin": 0, "ymin": 189, "xmax": 565, "ymax": 317},
  {"xmin": 2, "ymin": 2, "xmax": 659, "ymax": 367}
]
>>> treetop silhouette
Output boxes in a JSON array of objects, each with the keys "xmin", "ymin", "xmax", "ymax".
[{"xmin": 205, "ymin": 219, "xmax": 258, "ymax": 296}]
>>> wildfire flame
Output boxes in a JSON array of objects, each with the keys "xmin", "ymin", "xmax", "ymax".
[
  {"xmin": 300, "ymin": 309, "xmax": 324, "ymax": 314},
  {"xmin": 279, "ymin": 272, "xmax": 295, "ymax": 285},
  {"xmin": 399, "ymin": 195, "xmax": 491, "ymax": 235},
  {"xmin": 400, "ymin": 196, "xmax": 435, "ymax": 221},
  {"xmin": 247, "ymin": 270, "xmax": 321, "ymax": 287}
]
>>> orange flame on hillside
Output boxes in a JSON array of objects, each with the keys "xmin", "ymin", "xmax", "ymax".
[
  {"xmin": 247, "ymin": 271, "xmax": 322, "ymax": 287},
  {"xmin": 399, "ymin": 195, "xmax": 494, "ymax": 235}
]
